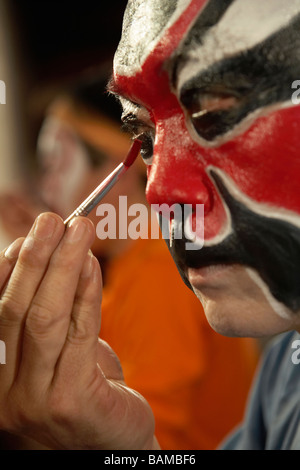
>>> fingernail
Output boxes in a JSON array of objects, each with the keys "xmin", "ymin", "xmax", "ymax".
[
  {"xmin": 33, "ymin": 213, "xmax": 57, "ymax": 240},
  {"xmin": 81, "ymin": 252, "xmax": 94, "ymax": 278},
  {"xmin": 66, "ymin": 218, "xmax": 87, "ymax": 243},
  {"xmin": 4, "ymin": 238, "xmax": 23, "ymax": 260}
]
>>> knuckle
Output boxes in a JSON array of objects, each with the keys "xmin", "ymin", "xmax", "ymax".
[
  {"xmin": 19, "ymin": 240, "xmax": 50, "ymax": 270},
  {"xmin": 47, "ymin": 393, "xmax": 76, "ymax": 425},
  {"xmin": 67, "ymin": 315, "xmax": 93, "ymax": 344},
  {"xmin": 76, "ymin": 286, "xmax": 100, "ymax": 307},
  {"xmin": 26, "ymin": 302, "xmax": 61, "ymax": 335},
  {"xmin": 0, "ymin": 296, "xmax": 24, "ymax": 323}
]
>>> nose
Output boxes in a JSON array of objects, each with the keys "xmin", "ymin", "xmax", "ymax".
[
  {"xmin": 146, "ymin": 116, "xmax": 230, "ymax": 242},
  {"xmin": 146, "ymin": 119, "xmax": 212, "ymax": 213}
]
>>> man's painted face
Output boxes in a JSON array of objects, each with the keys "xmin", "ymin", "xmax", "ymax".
[{"xmin": 112, "ymin": 0, "xmax": 300, "ymax": 335}]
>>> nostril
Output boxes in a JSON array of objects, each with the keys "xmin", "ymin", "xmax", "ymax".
[{"xmin": 190, "ymin": 178, "xmax": 213, "ymax": 214}]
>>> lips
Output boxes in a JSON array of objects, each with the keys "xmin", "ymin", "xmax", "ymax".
[{"xmin": 188, "ymin": 264, "xmax": 234, "ymax": 284}]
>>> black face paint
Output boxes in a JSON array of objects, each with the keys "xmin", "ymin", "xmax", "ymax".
[
  {"xmin": 176, "ymin": 14, "xmax": 300, "ymax": 141},
  {"xmin": 163, "ymin": 170, "xmax": 300, "ymax": 312},
  {"xmin": 115, "ymin": 0, "xmax": 300, "ymax": 313},
  {"xmin": 116, "ymin": 0, "xmax": 177, "ymax": 72},
  {"xmin": 173, "ymin": 0, "xmax": 235, "ymax": 54}
]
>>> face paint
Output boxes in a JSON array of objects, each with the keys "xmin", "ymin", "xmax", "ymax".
[{"xmin": 113, "ymin": 0, "xmax": 300, "ymax": 324}]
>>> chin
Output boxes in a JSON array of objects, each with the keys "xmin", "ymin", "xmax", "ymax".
[{"xmin": 188, "ymin": 265, "xmax": 297, "ymax": 338}]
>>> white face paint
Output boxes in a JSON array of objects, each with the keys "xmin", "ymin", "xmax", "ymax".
[
  {"xmin": 198, "ymin": 166, "xmax": 300, "ymax": 319},
  {"xmin": 246, "ymin": 267, "xmax": 291, "ymax": 320},
  {"xmin": 178, "ymin": 0, "xmax": 300, "ymax": 88},
  {"xmin": 113, "ymin": 0, "xmax": 300, "ymax": 334},
  {"xmin": 206, "ymin": 166, "xmax": 300, "ymax": 245},
  {"xmin": 114, "ymin": 0, "xmax": 195, "ymax": 76}
]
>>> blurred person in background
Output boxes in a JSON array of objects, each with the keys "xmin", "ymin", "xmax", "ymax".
[{"xmin": 0, "ymin": 71, "xmax": 259, "ymax": 449}]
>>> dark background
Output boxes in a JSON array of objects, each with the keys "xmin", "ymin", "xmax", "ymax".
[
  {"xmin": 11, "ymin": 1, "xmax": 126, "ymax": 82},
  {"xmin": 8, "ymin": 1, "xmax": 127, "ymax": 159}
]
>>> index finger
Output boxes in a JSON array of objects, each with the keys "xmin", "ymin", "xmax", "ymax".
[
  {"xmin": 0, "ymin": 213, "xmax": 64, "ymax": 389},
  {"xmin": 17, "ymin": 216, "xmax": 95, "ymax": 388}
]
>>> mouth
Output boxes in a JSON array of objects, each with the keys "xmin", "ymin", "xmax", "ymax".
[{"xmin": 187, "ymin": 264, "xmax": 234, "ymax": 287}]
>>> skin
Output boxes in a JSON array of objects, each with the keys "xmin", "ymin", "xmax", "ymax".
[
  {"xmin": 0, "ymin": 214, "xmax": 157, "ymax": 449},
  {"xmin": 0, "ymin": 0, "xmax": 300, "ymax": 450},
  {"xmin": 0, "ymin": 98, "xmax": 157, "ymax": 449},
  {"xmin": 0, "ymin": 96, "xmax": 147, "ymax": 260}
]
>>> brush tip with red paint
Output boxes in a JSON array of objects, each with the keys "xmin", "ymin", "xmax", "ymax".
[{"xmin": 123, "ymin": 139, "xmax": 142, "ymax": 167}]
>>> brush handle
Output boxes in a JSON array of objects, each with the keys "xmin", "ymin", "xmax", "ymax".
[
  {"xmin": 64, "ymin": 163, "xmax": 126, "ymax": 225},
  {"xmin": 63, "ymin": 139, "xmax": 141, "ymax": 226}
]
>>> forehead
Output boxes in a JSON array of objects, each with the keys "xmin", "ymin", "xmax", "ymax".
[
  {"xmin": 114, "ymin": 0, "xmax": 204, "ymax": 78},
  {"xmin": 114, "ymin": 0, "xmax": 300, "ymax": 87}
]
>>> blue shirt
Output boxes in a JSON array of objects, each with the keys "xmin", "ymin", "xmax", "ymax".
[{"xmin": 221, "ymin": 331, "xmax": 300, "ymax": 450}]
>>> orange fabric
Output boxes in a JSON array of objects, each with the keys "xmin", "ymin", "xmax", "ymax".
[{"xmin": 100, "ymin": 237, "xmax": 259, "ymax": 450}]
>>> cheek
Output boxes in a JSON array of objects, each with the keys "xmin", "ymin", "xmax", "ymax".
[
  {"xmin": 146, "ymin": 104, "xmax": 300, "ymax": 243},
  {"xmin": 195, "ymin": 266, "xmax": 296, "ymax": 337},
  {"xmin": 209, "ymin": 106, "xmax": 300, "ymax": 213}
]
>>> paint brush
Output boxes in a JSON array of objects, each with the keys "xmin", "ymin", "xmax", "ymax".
[{"xmin": 64, "ymin": 139, "xmax": 142, "ymax": 226}]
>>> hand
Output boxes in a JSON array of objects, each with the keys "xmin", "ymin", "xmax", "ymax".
[{"xmin": 0, "ymin": 213, "xmax": 156, "ymax": 449}]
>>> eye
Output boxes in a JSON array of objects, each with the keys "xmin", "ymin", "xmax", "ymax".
[
  {"xmin": 121, "ymin": 115, "xmax": 154, "ymax": 165},
  {"xmin": 137, "ymin": 132, "xmax": 154, "ymax": 165},
  {"xmin": 180, "ymin": 87, "xmax": 243, "ymax": 141},
  {"xmin": 189, "ymin": 91, "xmax": 239, "ymax": 115}
]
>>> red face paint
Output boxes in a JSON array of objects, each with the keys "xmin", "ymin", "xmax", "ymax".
[
  {"xmin": 114, "ymin": 0, "xmax": 300, "ymax": 246},
  {"xmin": 112, "ymin": 0, "xmax": 300, "ymax": 330}
]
